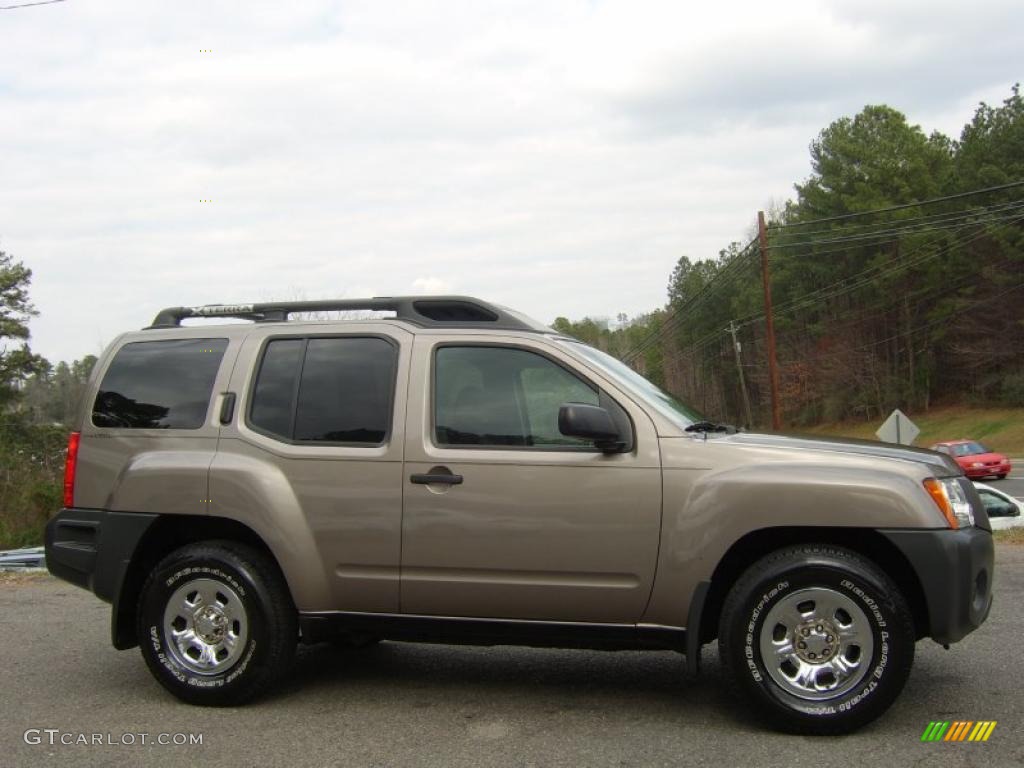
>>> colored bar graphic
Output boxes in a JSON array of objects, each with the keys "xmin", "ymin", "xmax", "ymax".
[
  {"xmin": 946, "ymin": 721, "xmax": 972, "ymax": 741},
  {"xmin": 923, "ymin": 721, "xmax": 996, "ymax": 742},
  {"xmin": 921, "ymin": 722, "xmax": 950, "ymax": 741}
]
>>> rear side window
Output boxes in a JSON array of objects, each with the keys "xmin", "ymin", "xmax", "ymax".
[
  {"xmin": 92, "ymin": 338, "xmax": 228, "ymax": 429},
  {"xmin": 249, "ymin": 336, "xmax": 397, "ymax": 445},
  {"xmin": 249, "ymin": 339, "xmax": 303, "ymax": 438}
]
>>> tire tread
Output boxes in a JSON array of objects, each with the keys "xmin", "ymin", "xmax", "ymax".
[{"xmin": 718, "ymin": 543, "xmax": 915, "ymax": 735}]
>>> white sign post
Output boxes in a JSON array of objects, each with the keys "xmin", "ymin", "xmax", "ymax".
[{"xmin": 875, "ymin": 409, "xmax": 920, "ymax": 446}]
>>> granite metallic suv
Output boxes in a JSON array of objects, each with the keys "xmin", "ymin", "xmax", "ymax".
[{"xmin": 45, "ymin": 296, "xmax": 993, "ymax": 734}]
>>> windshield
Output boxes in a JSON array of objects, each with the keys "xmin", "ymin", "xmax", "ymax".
[
  {"xmin": 556, "ymin": 339, "xmax": 702, "ymax": 428},
  {"xmin": 951, "ymin": 442, "xmax": 990, "ymax": 457}
]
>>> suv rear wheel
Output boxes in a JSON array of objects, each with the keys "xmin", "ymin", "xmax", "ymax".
[
  {"xmin": 137, "ymin": 541, "xmax": 297, "ymax": 706},
  {"xmin": 718, "ymin": 544, "xmax": 914, "ymax": 734}
]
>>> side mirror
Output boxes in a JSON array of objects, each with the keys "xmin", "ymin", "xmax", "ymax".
[
  {"xmin": 982, "ymin": 496, "xmax": 1016, "ymax": 517},
  {"xmin": 558, "ymin": 403, "xmax": 625, "ymax": 453},
  {"xmin": 993, "ymin": 502, "xmax": 1018, "ymax": 518}
]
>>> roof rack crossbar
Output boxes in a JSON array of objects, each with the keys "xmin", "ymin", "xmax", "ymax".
[{"xmin": 146, "ymin": 296, "xmax": 547, "ymax": 332}]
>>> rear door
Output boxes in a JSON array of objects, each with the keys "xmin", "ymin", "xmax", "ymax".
[
  {"xmin": 213, "ymin": 324, "xmax": 412, "ymax": 613},
  {"xmin": 401, "ymin": 334, "xmax": 663, "ymax": 624}
]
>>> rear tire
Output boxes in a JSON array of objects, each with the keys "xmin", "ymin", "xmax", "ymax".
[
  {"xmin": 137, "ymin": 541, "xmax": 297, "ymax": 706},
  {"xmin": 718, "ymin": 544, "xmax": 914, "ymax": 734}
]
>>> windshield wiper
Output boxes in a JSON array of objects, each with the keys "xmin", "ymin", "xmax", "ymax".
[{"xmin": 685, "ymin": 420, "xmax": 739, "ymax": 435}]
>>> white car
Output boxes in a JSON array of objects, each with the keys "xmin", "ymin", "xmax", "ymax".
[{"xmin": 973, "ymin": 482, "xmax": 1024, "ymax": 529}]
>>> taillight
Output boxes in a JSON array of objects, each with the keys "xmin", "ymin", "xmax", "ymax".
[{"xmin": 63, "ymin": 432, "xmax": 80, "ymax": 508}]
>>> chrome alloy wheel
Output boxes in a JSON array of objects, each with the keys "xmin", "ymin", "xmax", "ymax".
[
  {"xmin": 758, "ymin": 587, "xmax": 874, "ymax": 701},
  {"xmin": 162, "ymin": 578, "xmax": 249, "ymax": 675}
]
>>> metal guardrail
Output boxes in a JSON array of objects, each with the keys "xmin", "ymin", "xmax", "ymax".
[{"xmin": 0, "ymin": 546, "xmax": 46, "ymax": 571}]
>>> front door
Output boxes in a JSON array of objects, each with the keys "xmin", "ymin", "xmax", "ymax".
[{"xmin": 401, "ymin": 336, "xmax": 662, "ymax": 624}]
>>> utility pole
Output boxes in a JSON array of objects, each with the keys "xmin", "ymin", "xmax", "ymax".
[
  {"xmin": 726, "ymin": 320, "xmax": 753, "ymax": 429},
  {"xmin": 758, "ymin": 210, "xmax": 782, "ymax": 430}
]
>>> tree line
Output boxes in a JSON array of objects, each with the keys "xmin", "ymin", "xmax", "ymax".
[
  {"xmin": 0, "ymin": 250, "xmax": 95, "ymax": 547},
  {"xmin": 555, "ymin": 85, "xmax": 1024, "ymax": 427}
]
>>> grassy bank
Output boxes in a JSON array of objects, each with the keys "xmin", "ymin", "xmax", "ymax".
[
  {"xmin": 802, "ymin": 406, "xmax": 1024, "ymax": 455},
  {"xmin": 994, "ymin": 529, "xmax": 1024, "ymax": 545}
]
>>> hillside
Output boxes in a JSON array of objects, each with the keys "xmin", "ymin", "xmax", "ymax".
[{"xmin": 802, "ymin": 406, "xmax": 1024, "ymax": 456}]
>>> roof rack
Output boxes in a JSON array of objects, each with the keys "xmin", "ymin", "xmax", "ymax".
[{"xmin": 146, "ymin": 296, "xmax": 550, "ymax": 332}]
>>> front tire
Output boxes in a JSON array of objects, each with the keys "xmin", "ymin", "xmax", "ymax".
[
  {"xmin": 718, "ymin": 544, "xmax": 914, "ymax": 734},
  {"xmin": 137, "ymin": 541, "xmax": 297, "ymax": 706}
]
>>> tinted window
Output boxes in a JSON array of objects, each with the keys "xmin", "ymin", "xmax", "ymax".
[
  {"xmin": 249, "ymin": 337, "xmax": 397, "ymax": 445},
  {"xmin": 434, "ymin": 346, "xmax": 598, "ymax": 448},
  {"xmin": 93, "ymin": 338, "xmax": 227, "ymax": 429},
  {"xmin": 249, "ymin": 338, "xmax": 303, "ymax": 438}
]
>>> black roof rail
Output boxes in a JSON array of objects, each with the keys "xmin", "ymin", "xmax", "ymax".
[{"xmin": 146, "ymin": 296, "xmax": 550, "ymax": 332}]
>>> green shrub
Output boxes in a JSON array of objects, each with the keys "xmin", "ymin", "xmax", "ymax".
[{"xmin": 0, "ymin": 418, "xmax": 66, "ymax": 549}]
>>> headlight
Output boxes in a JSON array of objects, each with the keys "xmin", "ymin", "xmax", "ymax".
[
  {"xmin": 971, "ymin": 462, "xmax": 985, "ymax": 468},
  {"xmin": 923, "ymin": 478, "xmax": 975, "ymax": 529}
]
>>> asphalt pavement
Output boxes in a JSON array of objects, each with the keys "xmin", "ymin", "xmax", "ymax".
[
  {"xmin": 993, "ymin": 464, "xmax": 1024, "ymax": 501},
  {"xmin": 2, "ymin": 547, "xmax": 1023, "ymax": 768}
]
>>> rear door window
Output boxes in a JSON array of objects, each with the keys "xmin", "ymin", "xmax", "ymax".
[
  {"xmin": 92, "ymin": 338, "xmax": 228, "ymax": 429},
  {"xmin": 248, "ymin": 336, "xmax": 397, "ymax": 445}
]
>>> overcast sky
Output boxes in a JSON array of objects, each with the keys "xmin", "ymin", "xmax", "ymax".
[{"xmin": 1, "ymin": 0, "xmax": 1021, "ymax": 363}]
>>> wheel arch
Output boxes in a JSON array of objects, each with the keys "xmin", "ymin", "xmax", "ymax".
[
  {"xmin": 112, "ymin": 514, "xmax": 286, "ymax": 649},
  {"xmin": 698, "ymin": 526, "xmax": 929, "ymax": 645}
]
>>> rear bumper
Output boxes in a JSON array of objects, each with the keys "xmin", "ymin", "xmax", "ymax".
[
  {"xmin": 881, "ymin": 527, "xmax": 994, "ymax": 645},
  {"xmin": 45, "ymin": 509, "xmax": 158, "ymax": 649},
  {"xmin": 45, "ymin": 508, "xmax": 157, "ymax": 602}
]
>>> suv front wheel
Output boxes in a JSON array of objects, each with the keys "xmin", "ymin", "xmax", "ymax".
[
  {"xmin": 137, "ymin": 541, "xmax": 297, "ymax": 706},
  {"xmin": 718, "ymin": 544, "xmax": 915, "ymax": 734}
]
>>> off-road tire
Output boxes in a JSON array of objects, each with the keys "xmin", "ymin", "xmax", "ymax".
[
  {"xmin": 137, "ymin": 541, "xmax": 297, "ymax": 706},
  {"xmin": 718, "ymin": 544, "xmax": 915, "ymax": 734}
]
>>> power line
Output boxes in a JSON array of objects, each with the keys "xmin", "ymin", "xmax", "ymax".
[
  {"xmin": 748, "ymin": 212, "xmax": 1024, "ymax": 325},
  {"xmin": 734, "ymin": 211, "xmax": 1024, "ymax": 327},
  {"xmin": 620, "ymin": 181, "xmax": 1024, "ymax": 376},
  {"xmin": 768, "ymin": 179, "xmax": 1024, "ymax": 230},
  {"xmin": 621, "ymin": 242, "xmax": 759, "ymax": 364},
  {"xmin": 734, "ymin": 199, "xmax": 1024, "ymax": 266},
  {"xmin": 668, "ymin": 209, "xmax": 1023, "ymax": 363},
  {"xmin": 621, "ymin": 241, "xmax": 758, "ymax": 362},
  {"xmin": 768, "ymin": 197, "xmax": 1024, "ymax": 239},
  {"xmin": 766, "ymin": 200, "xmax": 1024, "ymax": 249},
  {"xmin": 0, "ymin": 0, "xmax": 65, "ymax": 9},
  {"xmin": 770, "ymin": 196, "xmax": 1024, "ymax": 247}
]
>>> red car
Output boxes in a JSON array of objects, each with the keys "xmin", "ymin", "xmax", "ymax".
[{"xmin": 930, "ymin": 440, "xmax": 1012, "ymax": 480}]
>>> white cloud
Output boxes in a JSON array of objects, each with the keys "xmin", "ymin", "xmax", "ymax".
[
  {"xmin": 0, "ymin": 0, "xmax": 1020, "ymax": 361},
  {"xmin": 409, "ymin": 277, "xmax": 455, "ymax": 295}
]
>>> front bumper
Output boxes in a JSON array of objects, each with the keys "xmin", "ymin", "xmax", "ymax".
[
  {"xmin": 964, "ymin": 465, "xmax": 1009, "ymax": 478},
  {"xmin": 881, "ymin": 527, "xmax": 994, "ymax": 645}
]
